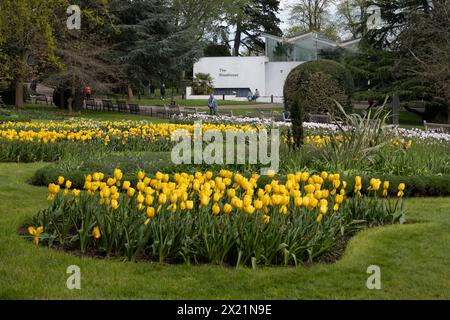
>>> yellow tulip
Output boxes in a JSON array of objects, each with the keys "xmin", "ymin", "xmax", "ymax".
[
  {"xmin": 127, "ymin": 188, "xmax": 136, "ymax": 197},
  {"xmin": 243, "ymin": 196, "xmax": 252, "ymax": 207},
  {"xmin": 28, "ymin": 226, "xmax": 44, "ymax": 245},
  {"xmin": 244, "ymin": 205, "xmax": 256, "ymax": 215},
  {"xmin": 304, "ymin": 184, "xmax": 315, "ymax": 194},
  {"xmin": 212, "ymin": 203, "xmax": 221, "ymax": 215},
  {"xmin": 223, "ymin": 203, "xmax": 233, "ymax": 214},
  {"xmin": 335, "ymin": 194, "xmax": 344, "ymax": 204},
  {"xmin": 333, "ymin": 180, "xmax": 341, "ymax": 189},
  {"xmin": 92, "ymin": 226, "xmax": 101, "ymax": 239},
  {"xmin": 122, "ymin": 181, "xmax": 131, "ymax": 190},
  {"xmin": 136, "ymin": 193, "xmax": 145, "ymax": 204},
  {"xmin": 146, "ymin": 207, "xmax": 155, "ymax": 218},
  {"xmin": 111, "ymin": 199, "xmax": 119, "ymax": 210},
  {"xmin": 302, "ymin": 196, "xmax": 310, "ymax": 207},
  {"xmin": 254, "ymin": 199, "xmax": 263, "ymax": 210},
  {"xmin": 137, "ymin": 171, "xmax": 146, "ymax": 181},
  {"xmin": 72, "ymin": 189, "xmax": 80, "ymax": 197},
  {"xmin": 309, "ymin": 197, "xmax": 319, "ymax": 208},
  {"xmin": 213, "ymin": 192, "xmax": 221, "ymax": 202},
  {"xmin": 158, "ymin": 193, "xmax": 167, "ymax": 204},
  {"xmin": 137, "ymin": 181, "xmax": 145, "ymax": 192},
  {"xmin": 114, "ymin": 169, "xmax": 123, "ymax": 181},
  {"xmin": 227, "ymin": 189, "xmax": 236, "ymax": 198},
  {"xmin": 107, "ymin": 178, "xmax": 116, "ymax": 186},
  {"xmin": 271, "ymin": 194, "xmax": 282, "ymax": 206},
  {"xmin": 232, "ymin": 197, "xmax": 243, "ymax": 209},
  {"xmin": 200, "ymin": 195, "xmax": 210, "ymax": 207},
  {"xmin": 145, "ymin": 195, "xmax": 154, "ymax": 206}
]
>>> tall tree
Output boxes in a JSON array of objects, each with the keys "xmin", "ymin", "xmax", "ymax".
[
  {"xmin": 172, "ymin": 0, "xmax": 226, "ymax": 40},
  {"xmin": 0, "ymin": 0, "xmax": 66, "ymax": 108},
  {"xmin": 227, "ymin": 0, "xmax": 282, "ymax": 56},
  {"xmin": 45, "ymin": 0, "xmax": 122, "ymax": 112},
  {"xmin": 396, "ymin": 0, "xmax": 450, "ymax": 123},
  {"xmin": 288, "ymin": 0, "xmax": 336, "ymax": 33},
  {"xmin": 336, "ymin": 0, "xmax": 365, "ymax": 39},
  {"xmin": 346, "ymin": 0, "xmax": 447, "ymax": 122},
  {"xmin": 361, "ymin": 0, "xmax": 434, "ymax": 48},
  {"xmin": 111, "ymin": 0, "xmax": 202, "ymax": 98}
]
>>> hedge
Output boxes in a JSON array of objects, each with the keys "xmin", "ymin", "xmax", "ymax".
[
  {"xmin": 31, "ymin": 156, "xmax": 450, "ymax": 198},
  {"xmin": 283, "ymin": 59, "xmax": 354, "ymax": 114}
]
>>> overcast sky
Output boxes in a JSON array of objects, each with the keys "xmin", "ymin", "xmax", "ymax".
[{"xmin": 279, "ymin": 0, "xmax": 294, "ymax": 30}]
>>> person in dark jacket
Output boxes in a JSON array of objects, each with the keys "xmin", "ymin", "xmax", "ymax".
[
  {"xmin": 149, "ymin": 81, "xmax": 155, "ymax": 98},
  {"xmin": 208, "ymin": 94, "xmax": 218, "ymax": 115},
  {"xmin": 160, "ymin": 83, "xmax": 166, "ymax": 100}
]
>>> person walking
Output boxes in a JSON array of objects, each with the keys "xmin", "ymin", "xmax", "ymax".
[
  {"xmin": 149, "ymin": 81, "xmax": 155, "ymax": 98},
  {"xmin": 160, "ymin": 83, "xmax": 166, "ymax": 100},
  {"xmin": 208, "ymin": 94, "xmax": 218, "ymax": 116}
]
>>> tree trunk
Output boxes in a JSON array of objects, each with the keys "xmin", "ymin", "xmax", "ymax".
[
  {"xmin": 69, "ymin": 86, "xmax": 74, "ymax": 114},
  {"xmin": 233, "ymin": 21, "xmax": 242, "ymax": 57},
  {"xmin": 15, "ymin": 81, "xmax": 24, "ymax": 109},
  {"xmin": 127, "ymin": 85, "xmax": 134, "ymax": 102}
]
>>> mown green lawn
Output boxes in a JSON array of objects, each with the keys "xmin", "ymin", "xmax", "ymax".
[
  {"xmin": 0, "ymin": 163, "xmax": 449, "ymax": 299},
  {"xmin": 4, "ymin": 104, "xmax": 424, "ymax": 129},
  {"xmin": 20, "ymin": 104, "xmax": 168, "ymax": 122},
  {"xmin": 137, "ymin": 98, "xmax": 264, "ymax": 107}
]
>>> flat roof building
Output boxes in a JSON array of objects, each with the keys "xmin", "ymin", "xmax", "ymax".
[{"xmin": 189, "ymin": 32, "xmax": 360, "ymax": 103}]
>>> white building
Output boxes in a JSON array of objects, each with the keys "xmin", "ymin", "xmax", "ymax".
[{"xmin": 188, "ymin": 32, "xmax": 360, "ymax": 103}]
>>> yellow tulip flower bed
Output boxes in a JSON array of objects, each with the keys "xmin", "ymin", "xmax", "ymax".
[
  {"xmin": 0, "ymin": 120, "xmax": 258, "ymax": 162},
  {"xmin": 0, "ymin": 120, "xmax": 258, "ymax": 143},
  {"xmin": 26, "ymin": 169, "xmax": 406, "ymax": 267}
]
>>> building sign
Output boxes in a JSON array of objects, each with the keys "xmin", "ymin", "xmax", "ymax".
[{"xmin": 219, "ymin": 68, "xmax": 238, "ymax": 77}]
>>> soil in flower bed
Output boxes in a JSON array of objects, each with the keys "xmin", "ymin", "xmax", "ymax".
[{"xmin": 18, "ymin": 225, "xmax": 371, "ymax": 268}]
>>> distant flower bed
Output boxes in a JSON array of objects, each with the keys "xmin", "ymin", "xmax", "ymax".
[
  {"xmin": 175, "ymin": 114, "xmax": 450, "ymax": 142},
  {"xmin": 0, "ymin": 120, "xmax": 258, "ymax": 162},
  {"xmin": 25, "ymin": 169, "xmax": 406, "ymax": 266}
]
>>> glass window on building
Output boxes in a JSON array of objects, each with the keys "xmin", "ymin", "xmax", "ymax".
[{"xmin": 264, "ymin": 33, "xmax": 344, "ymax": 62}]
